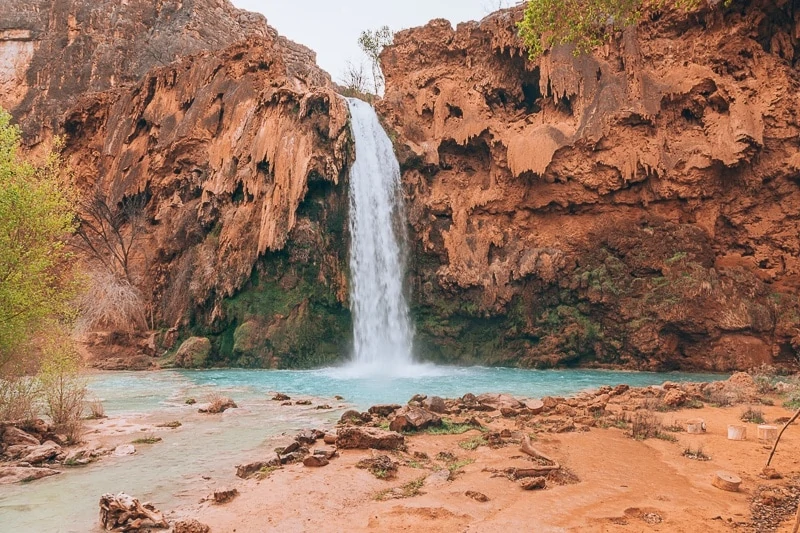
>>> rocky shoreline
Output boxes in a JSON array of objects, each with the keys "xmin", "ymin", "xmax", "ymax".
[{"xmin": 5, "ymin": 371, "xmax": 796, "ymax": 531}]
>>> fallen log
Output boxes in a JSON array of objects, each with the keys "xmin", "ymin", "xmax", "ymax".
[
  {"xmin": 519, "ymin": 435, "xmax": 557, "ymax": 465},
  {"xmin": 99, "ymin": 493, "xmax": 168, "ymax": 531}
]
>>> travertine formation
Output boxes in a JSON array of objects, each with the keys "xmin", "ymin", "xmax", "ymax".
[{"xmin": 378, "ymin": 1, "xmax": 800, "ymax": 369}]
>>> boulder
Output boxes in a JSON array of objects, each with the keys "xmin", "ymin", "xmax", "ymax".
[
  {"xmin": 323, "ymin": 433, "xmax": 337, "ymax": 445},
  {"xmin": 368, "ymin": 404, "xmax": 402, "ymax": 417},
  {"xmin": 389, "ymin": 407, "xmax": 442, "ymax": 432},
  {"xmin": 295, "ymin": 430, "xmax": 320, "ymax": 445},
  {"xmin": 21, "ymin": 441, "xmax": 61, "ymax": 465},
  {"xmin": 236, "ymin": 460, "xmax": 278, "ymax": 479},
  {"xmin": 303, "ymin": 455, "xmax": 329, "ymax": 467},
  {"xmin": 465, "ymin": 490, "xmax": 489, "ymax": 502},
  {"xmin": 339, "ymin": 410, "xmax": 371, "ymax": 425},
  {"xmin": 423, "ymin": 396, "xmax": 447, "ymax": 414},
  {"xmin": 174, "ymin": 519, "xmax": 211, "ymax": 533},
  {"xmin": 477, "ymin": 393, "xmax": 523, "ymax": 410},
  {"xmin": 174, "ymin": 337, "xmax": 211, "ymax": 369},
  {"xmin": 336, "ymin": 427, "xmax": 405, "ymax": 450},
  {"xmin": 663, "ymin": 389, "xmax": 687, "ymax": 407},
  {"xmin": 113, "ymin": 444, "xmax": 136, "ymax": 457},
  {"xmin": 520, "ymin": 476, "xmax": 547, "ymax": 490},
  {"xmin": 0, "ymin": 466, "xmax": 59, "ymax": 484},
  {"xmin": 2, "ymin": 426, "xmax": 40, "ymax": 447}
]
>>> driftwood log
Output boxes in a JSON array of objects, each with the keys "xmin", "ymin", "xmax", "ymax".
[
  {"xmin": 99, "ymin": 493, "xmax": 168, "ymax": 531},
  {"xmin": 513, "ymin": 435, "xmax": 561, "ymax": 477}
]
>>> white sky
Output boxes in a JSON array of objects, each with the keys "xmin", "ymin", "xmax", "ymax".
[{"xmin": 231, "ymin": 1, "xmax": 515, "ymax": 84}]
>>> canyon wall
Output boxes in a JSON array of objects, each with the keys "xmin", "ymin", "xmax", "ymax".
[
  {"xmin": 3, "ymin": 1, "xmax": 352, "ymax": 369},
  {"xmin": 379, "ymin": 1, "xmax": 800, "ymax": 370}
]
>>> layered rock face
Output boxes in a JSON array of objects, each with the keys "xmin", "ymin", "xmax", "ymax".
[
  {"xmin": 379, "ymin": 1, "xmax": 800, "ymax": 370},
  {"xmin": 3, "ymin": 1, "xmax": 352, "ymax": 368}
]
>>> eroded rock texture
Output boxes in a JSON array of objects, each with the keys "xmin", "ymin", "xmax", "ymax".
[
  {"xmin": 379, "ymin": 1, "xmax": 800, "ymax": 370},
  {"xmin": 1, "ymin": 1, "xmax": 352, "ymax": 368}
]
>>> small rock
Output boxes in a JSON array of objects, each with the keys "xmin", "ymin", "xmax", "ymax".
[
  {"xmin": 524, "ymin": 399, "xmax": 545, "ymax": 415},
  {"xmin": 408, "ymin": 394, "xmax": 427, "ymax": 405},
  {"xmin": 236, "ymin": 460, "xmax": 277, "ymax": 479},
  {"xmin": 213, "ymin": 487, "xmax": 239, "ymax": 504},
  {"xmin": 0, "ymin": 466, "xmax": 59, "ymax": 484},
  {"xmin": 339, "ymin": 410, "xmax": 371, "ymax": 425},
  {"xmin": 336, "ymin": 427, "xmax": 404, "ymax": 450},
  {"xmin": 760, "ymin": 467, "xmax": 782, "ymax": 480},
  {"xmin": 520, "ymin": 476, "xmax": 547, "ymax": 490},
  {"xmin": 323, "ymin": 433, "xmax": 337, "ymax": 445},
  {"xmin": 314, "ymin": 447, "xmax": 338, "ymax": 460},
  {"xmin": 113, "ymin": 444, "xmax": 136, "ymax": 457},
  {"xmin": 315, "ymin": 404, "xmax": 332, "ymax": 410},
  {"xmin": 476, "ymin": 393, "xmax": 523, "ymax": 411},
  {"xmin": 295, "ymin": 430, "xmax": 319, "ymax": 445},
  {"xmin": 21, "ymin": 441, "xmax": 62, "ymax": 464},
  {"xmin": 465, "ymin": 490, "xmax": 489, "ymax": 502},
  {"xmin": 303, "ymin": 455, "xmax": 330, "ymax": 467},
  {"xmin": 368, "ymin": 404, "xmax": 402, "ymax": 417},
  {"xmin": 281, "ymin": 401, "xmax": 292, "ymax": 406},
  {"xmin": 663, "ymin": 389, "xmax": 687, "ymax": 407},
  {"xmin": 759, "ymin": 490, "xmax": 783, "ymax": 506},
  {"xmin": 295, "ymin": 400, "xmax": 312, "ymax": 406},
  {"xmin": 278, "ymin": 441, "xmax": 301, "ymax": 455},
  {"xmin": 425, "ymin": 469, "xmax": 451, "ymax": 487},
  {"xmin": 185, "ymin": 398, "xmax": 197, "ymax": 405},
  {"xmin": 500, "ymin": 407, "xmax": 519, "ymax": 418},
  {"xmin": 389, "ymin": 406, "xmax": 441, "ymax": 432},
  {"xmin": 174, "ymin": 519, "xmax": 211, "ymax": 533},
  {"xmin": 272, "ymin": 393, "xmax": 291, "ymax": 401}
]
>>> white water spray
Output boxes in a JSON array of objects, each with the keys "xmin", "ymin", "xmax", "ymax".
[{"xmin": 344, "ymin": 97, "xmax": 415, "ymax": 375}]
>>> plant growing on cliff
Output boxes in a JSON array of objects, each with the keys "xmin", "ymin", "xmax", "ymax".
[
  {"xmin": 0, "ymin": 109, "xmax": 77, "ymax": 371},
  {"xmin": 517, "ymin": 0, "xmax": 725, "ymax": 60},
  {"xmin": 358, "ymin": 25, "xmax": 394, "ymax": 95}
]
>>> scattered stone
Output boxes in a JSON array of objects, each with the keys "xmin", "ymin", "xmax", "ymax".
[
  {"xmin": 500, "ymin": 407, "xmax": 519, "ymax": 418},
  {"xmin": 334, "ymin": 395, "xmax": 344, "ymax": 400},
  {"xmin": 0, "ymin": 466, "xmax": 59, "ymax": 484},
  {"xmin": 323, "ymin": 433, "xmax": 337, "ymax": 445},
  {"xmin": 356, "ymin": 454, "xmax": 398, "ymax": 479},
  {"xmin": 1, "ymin": 426, "xmax": 40, "ymax": 447},
  {"xmin": 303, "ymin": 455, "xmax": 330, "ymax": 467},
  {"xmin": 64, "ymin": 448, "xmax": 93, "ymax": 466},
  {"xmin": 524, "ymin": 399, "xmax": 545, "ymax": 415},
  {"xmin": 279, "ymin": 441, "xmax": 301, "ymax": 455},
  {"xmin": 213, "ymin": 487, "xmax": 239, "ymax": 504},
  {"xmin": 461, "ymin": 393, "xmax": 477, "ymax": 403},
  {"xmin": 339, "ymin": 410, "xmax": 371, "ymax": 425},
  {"xmin": 185, "ymin": 398, "xmax": 197, "ymax": 405},
  {"xmin": 236, "ymin": 461, "xmax": 276, "ymax": 479},
  {"xmin": 113, "ymin": 444, "xmax": 136, "ymax": 457},
  {"xmin": 368, "ymin": 404, "xmax": 402, "ymax": 417},
  {"xmin": 295, "ymin": 400, "xmax": 312, "ymax": 406},
  {"xmin": 173, "ymin": 519, "xmax": 211, "ymax": 533},
  {"xmin": 465, "ymin": 490, "xmax": 489, "ymax": 502},
  {"xmin": 314, "ymin": 447, "xmax": 338, "ymax": 460},
  {"xmin": 336, "ymin": 427, "xmax": 405, "ymax": 450},
  {"xmin": 199, "ymin": 397, "xmax": 237, "ymax": 414},
  {"xmin": 520, "ymin": 476, "xmax": 547, "ymax": 490},
  {"xmin": 423, "ymin": 396, "xmax": 447, "ymax": 414},
  {"xmin": 389, "ymin": 406, "xmax": 442, "ymax": 432},
  {"xmin": 760, "ymin": 467, "xmax": 782, "ymax": 480},
  {"xmin": 476, "ymin": 393, "xmax": 523, "ymax": 411},
  {"xmin": 315, "ymin": 404, "xmax": 332, "ymax": 410},
  {"xmin": 295, "ymin": 430, "xmax": 320, "ymax": 445},
  {"xmin": 408, "ymin": 394, "xmax": 427, "ymax": 405},
  {"xmin": 272, "ymin": 393, "xmax": 291, "ymax": 401},
  {"xmin": 21, "ymin": 441, "xmax": 61, "ymax": 465},
  {"xmin": 663, "ymin": 389, "xmax": 687, "ymax": 407},
  {"xmin": 155, "ymin": 421, "xmax": 182, "ymax": 429},
  {"xmin": 281, "ymin": 401, "xmax": 292, "ymax": 406},
  {"xmin": 99, "ymin": 493, "xmax": 168, "ymax": 531},
  {"xmin": 280, "ymin": 450, "xmax": 309, "ymax": 465},
  {"xmin": 425, "ymin": 469, "xmax": 451, "ymax": 487}
]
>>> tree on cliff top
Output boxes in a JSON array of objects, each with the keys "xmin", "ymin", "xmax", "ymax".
[
  {"xmin": 518, "ymin": 0, "xmax": 727, "ymax": 60},
  {"xmin": 358, "ymin": 25, "xmax": 394, "ymax": 95},
  {"xmin": 0, "ymin": 109, "xmax": 77, "ymax": 371}
]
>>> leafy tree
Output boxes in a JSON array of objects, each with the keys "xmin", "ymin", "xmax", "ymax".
[
  {"xmin": 0, "ymin": 109, "xmax": 76, "ymax": 370},
  {"xmin": 358, "ymin": 25, "xmax": 394, "ymax": 94},
  {"xmin": 518, "ymin": 0, "xmax": 717, "ymax": 60}
]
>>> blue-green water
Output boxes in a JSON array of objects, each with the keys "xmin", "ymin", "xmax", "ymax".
[{"xmin": 0, "ymin": 367, "xmax": 727, "ymax": 532}]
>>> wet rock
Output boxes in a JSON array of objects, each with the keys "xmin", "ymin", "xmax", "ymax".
[
  {"xmin": 174, "ymin": 337, "xmax": 211, "ymax": 369},
  {"xmin": 174, "ymin": 519, "xmax": 211, "ymax": 533},
  {"xmin": 303, "ymin": 455, "xmax": 330, "ymax": 467},
  {"xmin": 21, "ymin": 441, "xmax": 61, "ymax": 465},
  {"xmin": 199, "ymin": 397, "xmax": 237, "ymax": 414},
  {"xmin": 272, "ymin": 393, "xmax": 291, "ymax": 401},
  {"xmin": 185, "ymin": 398, "xmax": 197, "ymax": 405},
  {"xmin": 389, "ymin": 407, "xmax": 442, "ymax": 432},
  {"xmin": 323, "ymin": 433, "xmax": 337, "ymax": 445},
  {"xmin": 1, "ymin": 426, "xmax": 40, "ymax": 447},
  {"xmin": 113, "ymin": 444, "xmax": 136, "ymax": 457},
  {"xmin": 279, "ymin": 441, "xmax": 301, "ymax": 455},
  {"xmin": 236, "ymin": 460, "xmax": 278, "ymax": 479},
  {"xmin": 213, "ymin": 487, "xmax": 239, "ymax": 504},
  {"xmin": 280, "ymin": 450, "xmax": 308, "ymax": 465},
  {"xmin": 295, "ymin": 400, "xmax": 312, "ymax": 406},
  {"xmin": 423, "ymin": 396, "xmax": 447, "ymax": 414},
  {"xmin": 408, "ymin": 394, "xmax": 427, "ymax": 405},
  {"xmin": 368, "ymin": 404, "xmax": 402, "ymax": 417},
  {"xmin": 520, "ymin": 476, "xmax": 547, "ymax": 490},
  {"xmin": 0, "ymin": 466, "xmax": 59, "ymax": 484},
  {"xmin": 336, "ymin": 427, "xmax": 405, "ymax": 450},
  {"xmin": 295, "ymin": 430, "xmax": 320, "ymax": 445},
  {"xmin": 465, "ymin": 490, "xmax": 489, "ymax": 502}
]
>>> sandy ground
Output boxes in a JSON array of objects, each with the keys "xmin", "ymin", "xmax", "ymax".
[{"xmin": 176, "ymin": 398, "xmax": 800, "ymax": 533}]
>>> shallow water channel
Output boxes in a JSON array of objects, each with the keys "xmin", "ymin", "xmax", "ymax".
[{"xmin": 0, "ymin": 367, "xmax": 726, "ymax": 532}]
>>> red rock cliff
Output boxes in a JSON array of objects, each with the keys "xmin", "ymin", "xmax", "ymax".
[{"xmin": 378, "ymin": 1, "xmax": 800, "ymax": 370}]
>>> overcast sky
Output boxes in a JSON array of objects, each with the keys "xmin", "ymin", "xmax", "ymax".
[{"xmin": 231, "ymin": 1, "xmax": 515, "ymax": 84}]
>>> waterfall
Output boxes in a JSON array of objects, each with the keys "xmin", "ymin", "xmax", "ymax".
[{"xmin": 345, "ymin": 97, "xmax": 414, "ymax": 374}]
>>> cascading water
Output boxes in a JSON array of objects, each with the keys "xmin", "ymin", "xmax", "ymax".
[{"xmin": 344, "ymin": 97, "xmax": 414, "ymax": 375}]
